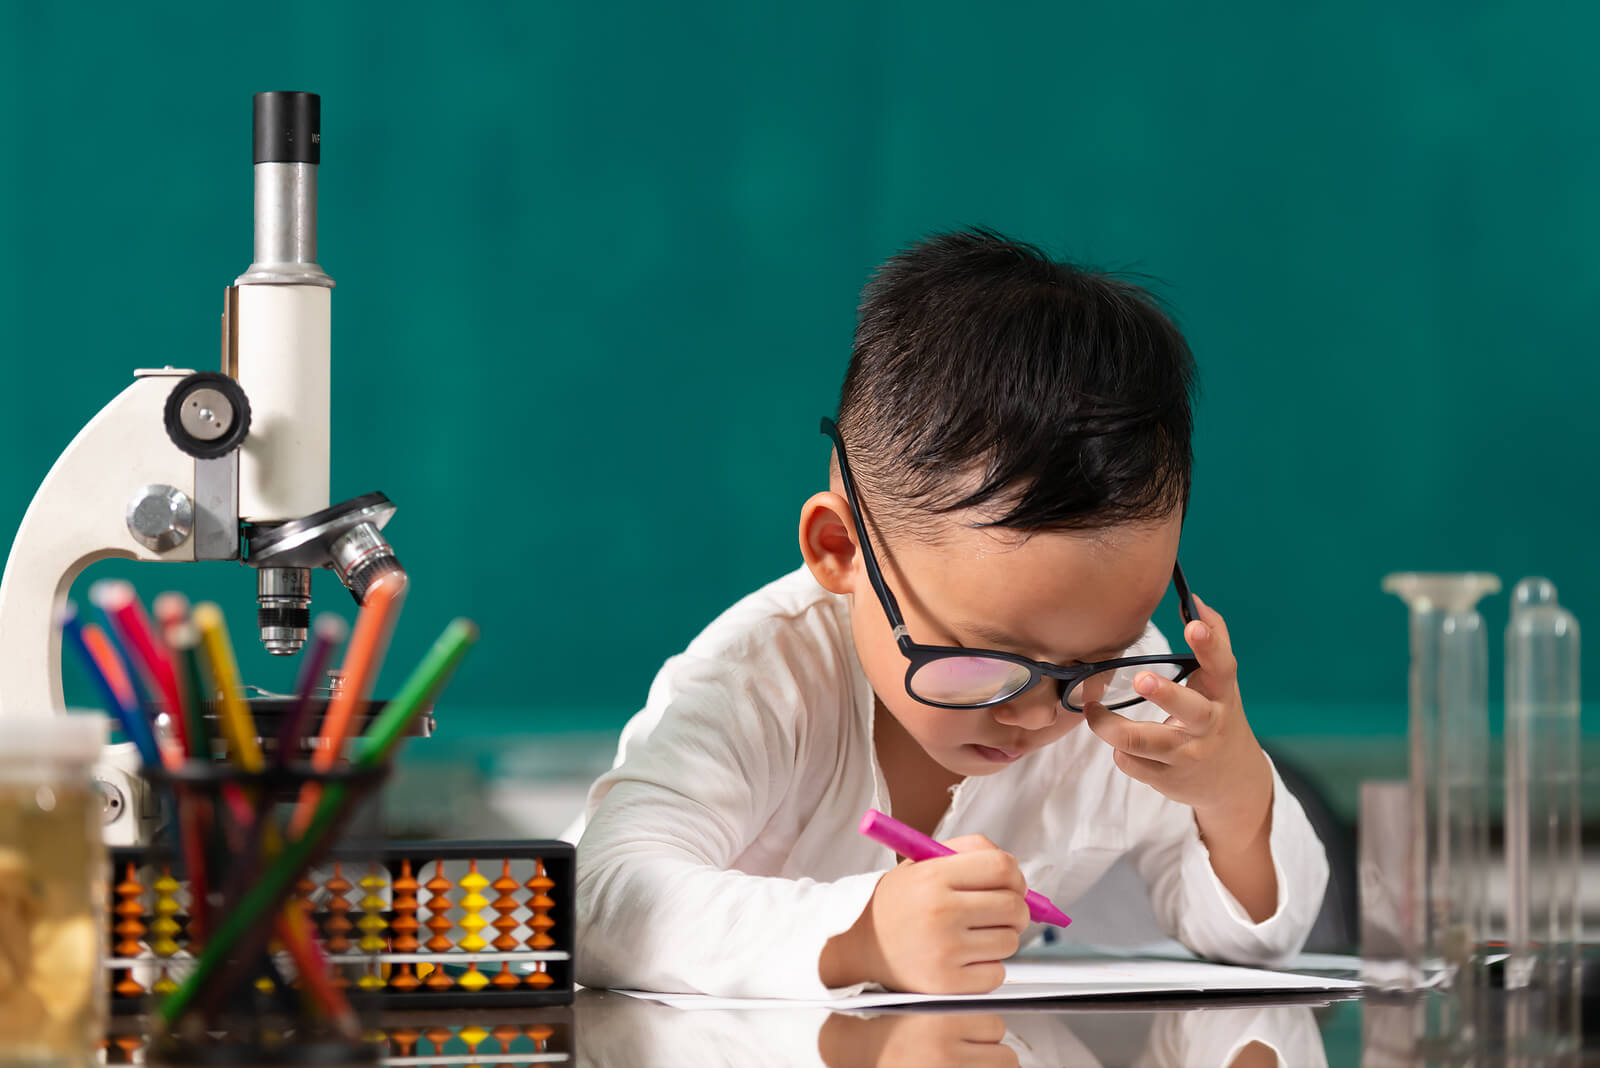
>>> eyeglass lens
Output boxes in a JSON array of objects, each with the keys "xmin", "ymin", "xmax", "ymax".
[
  {"xmin": 908, "ymin": 656, "xmax": 1187, "ymax": 710},
  {"xmin": 907, "ymin": 656, "xmax": 1033, "ymax": 706},
  {"xmin": 1064, "ymin": 660, "xmax": 1185, "ymax": 711}
]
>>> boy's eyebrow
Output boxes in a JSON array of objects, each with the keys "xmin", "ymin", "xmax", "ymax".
[{"xmin": 957, "ymin": 621, "xmax": 1149, "ymax": 662}]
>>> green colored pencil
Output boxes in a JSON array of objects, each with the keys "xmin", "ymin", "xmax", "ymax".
[
  {"xmin": 172, "ymin": 625, "xmax": 213, "ymax": 759},
  {"xmin": 155, "ymin": 618, "xmax": 479, "ymax": 1030}
]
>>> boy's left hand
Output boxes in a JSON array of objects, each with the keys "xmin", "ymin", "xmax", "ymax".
[{"xmin": 1083, "ymin": 593, "xmax": 1273, "ymax": 848}]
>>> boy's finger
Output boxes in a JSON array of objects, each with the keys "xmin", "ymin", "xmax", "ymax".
[
  {"xmin": 1132, "ymin": 670, "xmax": 1215, "ymax": 735},
  {"xmin": 939, "ymin": 849, "xmax": 1026, "ymax": 894},
  {"xmin": 942, "ymin": 834, "xmax": 1001, "ymax": 855},
  {"xmin": 961, "ymin": 889, "xmax": 1031, "ymax": 932},
  {"xmin": 960, "ymin": 926, "xmax": 1023, "ymax": 965},
  {"xmin": 1084, "ymin": 700, "xmax": 1187, "ymax": 761},
  {"xmin": 1111, "ymin": 747, "xmax": 1168, "ymax": 786},
  {"xmin": 1185, "ymin": 594, "xmax": 1237, "ymax": 683}
]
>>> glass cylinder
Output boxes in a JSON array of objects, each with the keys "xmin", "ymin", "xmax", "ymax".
[
  {"xmin": 1503, "ymin": 577, "xmax": 1580, "ymax": 1053},
  {"xmin": 0, "ymin": 714, "xmax": 108, "ymax": 1067},
  {"xmin": 1380, "ymin": 572, "xmax": 1497, "ymax": 1011},
  {"xmin": 1359, "ymin": 780, "xmax": 1421, "ymax": 990}
]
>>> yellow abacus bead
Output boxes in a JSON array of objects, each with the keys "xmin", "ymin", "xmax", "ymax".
[{"xmin": 456, "ymin": 967, "xmax": 491, "ymax": 992}]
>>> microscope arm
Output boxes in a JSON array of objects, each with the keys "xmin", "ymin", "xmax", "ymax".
[{"xmin": 0, "ymin": 371, "xmax": 207, "ymax": 719}]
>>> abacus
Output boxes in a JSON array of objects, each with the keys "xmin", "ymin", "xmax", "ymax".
[
  {"xmin": 104, "ymin": 1012, "xmax": 575, "ymax": 1064},
  {"xmin": 107, "ymin": 840, "xmax": 574, "ymax": 1012}
]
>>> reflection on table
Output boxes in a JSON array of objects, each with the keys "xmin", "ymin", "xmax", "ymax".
[{"xmin": 574, "ymin": 989, "xmax": 1332, "ymax": 1068}]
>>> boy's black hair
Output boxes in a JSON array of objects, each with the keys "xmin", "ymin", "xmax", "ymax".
[{"xmin": 836, "ymin": 228, "xmax": 1197, "ymax": 536}]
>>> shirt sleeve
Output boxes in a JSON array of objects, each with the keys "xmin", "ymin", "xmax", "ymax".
[
  {"xmin": 575, "ymin": 654, "xmax": 884, "ymax": 998},
  {"xmin": 1126, "ymin": 755, "xmax": 1329, "ymax": 967}
]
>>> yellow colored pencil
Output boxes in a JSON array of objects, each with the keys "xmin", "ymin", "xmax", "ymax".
[
  {"xmin": 192, "ymin": 603, "xmax": 264, "ymax": 772},
  {"xmin": 190, "ymin": 603, "xmax": 351, "ymax": 1027}
]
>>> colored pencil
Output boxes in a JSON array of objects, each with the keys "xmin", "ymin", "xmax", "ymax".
[
  {"xmin": 61, "ymin": 607, "xmax": 158, "ymax": 765},
  {"xmin": 65, "ymin": 603, "xmax": 211, "ymax": 940},
  {"xmin": 277, "ymin": 900, "xmax": 360, "ymax": 1039},
  {"xmin": 154, "ymin": 593, "xmax": 211, "ymax": 760},
  {"xmin": 314, "ymin": 573, "xmax": 407, "ymax": 764},
  {"xmin": 156, "ymin": 618, "xmax": 478, "ymax": 1029},
  {"xmin": 858, "ymin": 809, "xmax": 1071, "ymax": 927},
  {"xmin": 192, "ymin": 603, "xmax": 264, "ymax": 771},
  {"xmin": 92, "ymin": 580, "xmax": 190, "ymax": 755},
  {"xmin": 278, "ymin": 614, "xmax": 347, "ymax": 767},
  {"xmin": 288, "ymin": 574, "xmax": 406, "ymax": 836},
  {"xmin": 186, "ymin": 601, "xmax": 353, "ymax": 1026},
  {"xmin": 352, "ymin": 618, "xmax": 476, "ymax": 768}
]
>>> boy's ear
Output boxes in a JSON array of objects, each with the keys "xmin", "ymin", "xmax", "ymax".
[{"xmin": 799, "ymin": 491, "xmax": 858, "ymax": 596}]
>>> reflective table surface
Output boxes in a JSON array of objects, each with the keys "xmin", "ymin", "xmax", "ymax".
[
  {"xmin": 574, "ymin": 987, "xmax": 1358, "ymax": 1067},
  {"xmin": 106, "ymin": 982, "xmax": 1600, "ymax": 1066}
]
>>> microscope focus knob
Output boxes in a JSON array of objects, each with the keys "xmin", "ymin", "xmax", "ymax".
[
  {"xmin": 163, "ymin": 372, "xmax": 251, "ymax": 459},
  {"xmin": 126, "ymin": 485, "xmax": 194, "ymax": 553}
]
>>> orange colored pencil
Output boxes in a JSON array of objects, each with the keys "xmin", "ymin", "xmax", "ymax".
[{"xmin": 288, "ymin": 571, "xmax": 407, "ymax": 836}]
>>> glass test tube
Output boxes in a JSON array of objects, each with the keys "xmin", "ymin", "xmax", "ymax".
[
  {"xmin": 1503, "ymin": 577, "xmax": 1581, "ymax": 1052},
  {"xmin": 1381, "ymin": 572, "xmax": 1498, "ymax": 1006}
]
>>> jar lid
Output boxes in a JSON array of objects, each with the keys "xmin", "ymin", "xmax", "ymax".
[{"xmin": 0, "ymin": 714, "xmax": 108, "ymax": 763}]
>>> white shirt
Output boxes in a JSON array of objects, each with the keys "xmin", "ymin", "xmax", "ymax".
[{"xmin": 574, "ymin": 568, "xmax": 1329, "ymax": 999}]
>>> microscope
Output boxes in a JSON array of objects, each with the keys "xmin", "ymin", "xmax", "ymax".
[{"xmin": 0, "ymin": 92, "xmax": 409, "ymax": 844}]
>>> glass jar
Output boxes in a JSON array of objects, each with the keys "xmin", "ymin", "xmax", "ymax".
[{"xmin": 0, "ymin": 715, "xmax": 107, "ymax": 1067}]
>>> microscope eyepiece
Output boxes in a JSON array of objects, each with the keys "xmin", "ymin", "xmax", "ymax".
[{"xmin": 253, "ymin": 91, "xmax": 320, "ymax": 165}]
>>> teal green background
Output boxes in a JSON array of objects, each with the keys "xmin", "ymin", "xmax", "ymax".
[{"xmin": 3, "ymin": 2, "xmax": 1595, "ymax": 744}]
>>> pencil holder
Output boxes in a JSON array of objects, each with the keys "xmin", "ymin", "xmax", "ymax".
[{"xmin": 127, "ymin": 761, "xmax": 389, "ymax": 1065}]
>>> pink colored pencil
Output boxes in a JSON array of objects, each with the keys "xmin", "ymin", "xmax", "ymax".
[{"xmin": 858, "ymin": 809, "xmax": 1071, "ymax": 927}]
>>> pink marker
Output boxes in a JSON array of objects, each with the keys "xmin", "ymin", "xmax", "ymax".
[{"xmin": 858, "ymin": 809, "xmax": 1072, "ymax": 928}]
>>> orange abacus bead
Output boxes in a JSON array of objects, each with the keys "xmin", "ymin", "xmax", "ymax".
[
  {"xmin": 492, "ymin": 1023, "xmax": 521, "ymax": 1053},
  {"xmin": 391, "ymin": 858, "xmax": 421, "ymax": 953},
  {"xmin": 387, "ymin": 1028, "xmax": 420, "ymax": 1057},
  {"xmin": 112, "ymin": 862, "xmax": 146, "ymax": 996},
  {"xmin": 490, "ymin": 858, "xmax": 520, "ymax": 951},
  {"xmin": 324, "ymin": 863, "xmax": 354, "ymax": 953},
  {"xmin": 524, "ymin": 858, "xmax": 557, "ymax": 989},
  {"xmin": 424, "ymin": 862, "xmax": 455, "ymax": 953}
]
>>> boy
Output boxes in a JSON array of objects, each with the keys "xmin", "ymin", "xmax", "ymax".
[{"xmin": 573, "ymin": 229, "xmax": 1328, "ymax": 998}]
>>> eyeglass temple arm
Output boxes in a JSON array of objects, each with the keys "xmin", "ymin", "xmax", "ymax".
[
  {"xmin": 1173, "ymin": 561, "xmax": 1198, "ymax": 626},
  {"xmin": 820, "ymin": 418, "xmax": 913, "ymax": 635}
]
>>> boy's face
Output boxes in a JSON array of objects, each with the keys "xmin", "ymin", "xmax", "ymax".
[{"xmin": 843, "ymin": 507, "xmax": 1183, "ymax": 778}]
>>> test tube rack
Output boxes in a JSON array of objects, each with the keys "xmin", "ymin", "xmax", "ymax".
[{"xmin": 106, "ymin": 840, "xmax": 575, "ymax": 1013}]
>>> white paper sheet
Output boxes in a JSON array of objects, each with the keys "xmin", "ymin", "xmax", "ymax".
[
  {"xmin": 1029, "ymin": 938, "xmax": 1362, "ymax": 975},
  {"xmin": 613, "ymin": 958, "xmax": 1362, "ymax": 1011}
]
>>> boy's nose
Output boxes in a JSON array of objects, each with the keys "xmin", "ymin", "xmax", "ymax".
[{"xmin": 988, "ymin": 682, "xmax": 1060, "ymax": 730}]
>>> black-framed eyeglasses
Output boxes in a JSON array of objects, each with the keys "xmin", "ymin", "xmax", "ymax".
[{"xmin": 822, "ymin": 418, "xmax": 1200, "ymax": 713}]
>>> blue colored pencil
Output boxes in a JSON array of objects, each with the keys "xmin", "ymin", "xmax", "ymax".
[
  {"xmin": 61, "ymin": 604, "xmax": 160, "ymax": 765},
  {"xmin": 88, "ymin": 586, "xmax": 156, "ymax": 715}
]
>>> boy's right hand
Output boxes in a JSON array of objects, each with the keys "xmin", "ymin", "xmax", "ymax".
[{"xmin": 821, "ymin": 835, "xmax": 1031, "ymax": 994}]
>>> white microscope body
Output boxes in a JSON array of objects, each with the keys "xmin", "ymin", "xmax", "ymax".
[{"xmin": 0, "ymin": 93, "xmax": 398, "ymax": 845}]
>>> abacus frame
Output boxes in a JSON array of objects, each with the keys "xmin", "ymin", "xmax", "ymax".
[{"xmin": 107, "ymin": 839, "xmax": 576, "ymax": 1014}]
